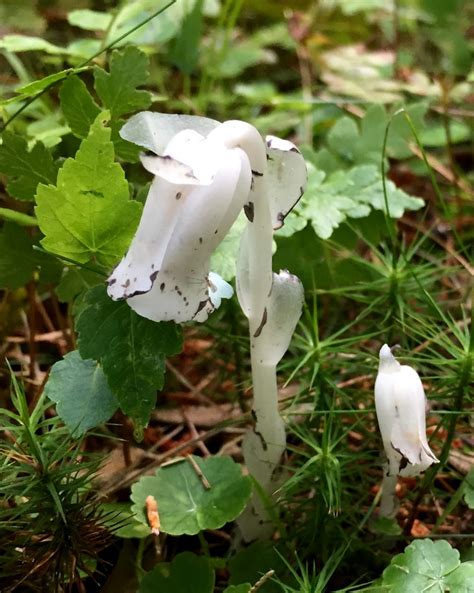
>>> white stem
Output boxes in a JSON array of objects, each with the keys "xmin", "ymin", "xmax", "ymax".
[
  {"xmin": 380, "ymin": 471, "xmax": 398, "ymax": 518},
  {"xmin": 238, "ymin": 174, "xmax": 286, "ymax": 540}
]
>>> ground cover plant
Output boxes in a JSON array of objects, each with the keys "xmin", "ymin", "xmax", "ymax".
[{"xmin": 0, "ymin": 0, "xmax": 472, "ymax": 591}]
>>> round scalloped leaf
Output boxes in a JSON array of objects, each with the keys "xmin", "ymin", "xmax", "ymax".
[
  {"xmin": 131, "ymin": 456, "xmax": 252, "ymax": 535},
  {"xmin": 139, "ymin": 552, "xmax": 214, "ymax": 593},
  {"xmin": 382, "ymin": 539, "xmax": 474, "ymax": 593}
]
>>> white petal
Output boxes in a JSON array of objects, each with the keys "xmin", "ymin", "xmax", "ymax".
[
  {"xmin": 121, "ymin": 148, "xmax": 252, "ymax": 323},
  {"xmin": 253, "ymin": 270, "xmax": 304, "ymax": 366},
  {"xmin": 208, "ymin": 271, "xmax": 234, "ymax": 308},
  {"xmin": 374, "ymin": 347, "xmax": 438, "ymax": 477},
  {"xmin": 265, "ymin": 135, "xmax": 307, "ymax": 230},
  {"xmin": 119, "ymin": 111, "xmax": 220, "ymax": 155}
]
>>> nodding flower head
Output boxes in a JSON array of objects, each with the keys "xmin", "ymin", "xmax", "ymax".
[
  {"xmin": 106, "ymin": 112, "xmax": 307, "ymax": 324},
  {"xmin": 374, "ymin": 344, "xmax": 439, "ymax": 477}
]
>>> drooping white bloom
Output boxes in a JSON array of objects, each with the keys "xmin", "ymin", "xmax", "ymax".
[
  {"xmin": 375, "ymin": 344, "xmax": 439, "ymax": 477},
  {"xmin": 107, "ymin": 112, "xmax": 307, "ymax": 325}
]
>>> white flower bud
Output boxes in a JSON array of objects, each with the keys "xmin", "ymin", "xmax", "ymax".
[{"xmin": 375, "ymin": 344, "xmax": 439, "ymax": 477}]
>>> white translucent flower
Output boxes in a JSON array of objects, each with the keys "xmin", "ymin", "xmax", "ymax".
[
  {"xmin": 107, "ymin": 112, "xmax": 307, "ymax": 324},
  {"xmin": 375, "ymin": 344, "xmax": 439, "ymax": 477}
]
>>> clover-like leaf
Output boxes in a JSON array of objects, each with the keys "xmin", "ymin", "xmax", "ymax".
[
  {"xmin": 139, "ymin": 552, "xmax": 215, "ymax": 593},
  {"xmin": 131, "ymin": 456, "xmax": 252, "ymax": 535},
  {"xmin": 382, "ymin": 539, "xmax": 474, "ymax": 593},
  {"xmin": 44, "ymin": 351, "xmax": 118, "ymax": 437}
]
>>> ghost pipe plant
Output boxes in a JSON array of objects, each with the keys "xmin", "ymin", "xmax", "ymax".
[
  {"xmin": 374, "ymin": 344, "xmax": 439, "ymax": 516},
  {"xmin": 107, "ymin": 112, "xmax": 307, "ymax": 537}
]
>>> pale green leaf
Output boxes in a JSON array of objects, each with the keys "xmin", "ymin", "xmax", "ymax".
[
  {"xmin": 35, "ymin": 112, "xmax": 142, "ymax": 266},
  {"xmin": 0, "ymin": 34, "xmax": 65, "ymax": 54},
  {"xmin": 382, "ymin": 539, "xmax": 473, "ymax": 593},
  {"xmin": 131, "ymin": 456, "xmax": 252, "ymax": 535},
  {"xmin": 44, "ymin": 350, "xmax": 118, "ymax": 437},
  {"xmin": 68, "ymin": 9, "xmax": 113, "ymax": 31},
  {"xmin": 101, "ymin": 503, "xmax": 151, "ymax": 539}
]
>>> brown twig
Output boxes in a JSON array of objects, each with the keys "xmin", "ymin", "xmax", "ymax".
[{"xmin": 186, "ymin": 454, "xmax": 211, "ymax": 489}]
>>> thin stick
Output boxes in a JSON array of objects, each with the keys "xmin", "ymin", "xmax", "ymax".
[
  {"xmin": 186, "ymin": 455, "xmax": 211, "ymax": 489},
  {"xmin": 250, "ymin": 570, "xmax": 275, "ymax": 593}
]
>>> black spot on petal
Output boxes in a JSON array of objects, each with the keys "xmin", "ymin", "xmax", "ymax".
[
  {"xmin": 253, "ymin": 307, "xmax": 268, "ymax": 338},
  {"xmin": 244, "ymin": 201, "xmax": 254, "ymax": 222},
  {"xmin": 150, "ymin": 270, "xmax": 159, "ymax": 283}
]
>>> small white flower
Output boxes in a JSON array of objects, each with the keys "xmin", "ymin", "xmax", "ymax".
[{"xmin": 375, "ymin": 344, "xmax": 439, "ymax": 477}]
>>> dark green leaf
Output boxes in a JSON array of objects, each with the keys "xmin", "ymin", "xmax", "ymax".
[
  {"xmin": 56, "ymin": 267, "xmax": 103, "ymax": 302},
  {"xmin": 139, "ymin": 553, "xmax": 214, "ymax": 593},
  {"xmin": 0, "ymin": 132, "xmax": 58, "ymax": 201},
  {"xmin": 94, "ymin": 47, "xmax": 152, "ymax": 119},
  {"xmin": 131, "ymin": 455, "xmax": 252, "ymax": 535},
  {"xmin": 35, "ymin": 112, "xmax": 142, "ymax": 267},
  {"xmin": 44, "ymin": 350, "xmax": 118, "ymax": 437},
  {"xmin": 0, "ymin": 223, "xmax": 37, "ymax": 289},
  {"xmin": 75, "ymin": 285, "xmax": 182, "ymax": 426},
  {"xmin": 229, "ymin": 542, "xmax": 284, "ymax": 593},
  {"xmin": 60, "ymin": 75, "xmax": 101, "ymax": 138},
  {"xmin": 169, "ymin": 0, "xmax": 204, "ymax": 75}
]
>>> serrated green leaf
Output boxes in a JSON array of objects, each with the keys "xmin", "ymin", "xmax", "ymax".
[
  {"xmin": 75, "ymin": 285, "xmax": 182, "ymax": 426},
  {"xmin": 0, "ymin": 132, "xmax": 58, "ymax": 201},
  {"xmin": 382, "ymin": 539, "xmax": 473, "ymax": 593},
  {"xmin": 94, "ymin": 47, "xmax": 152, "ymax": 119},
  {"xmin": 131, "ymin": 456, "xmax": 252, "ymax": 535},
  {"xmin": 139, "ymin": 553, "xmax": 215, "ymax": 593},
  {"xmin": 297, "ymin": 163, "xmax": 424, "ymax": 240},
  {"xmin": 35, "ymin": 112, "xmax": 142, "ymax": 267},
  {"xmin": 60, "ymin": 76, "xmax": 101, "ymax": 138},
  {"xmin": 44, "ymin": 350, "xmax": 118, "ymax": 437}
]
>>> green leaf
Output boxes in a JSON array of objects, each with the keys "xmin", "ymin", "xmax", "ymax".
[
  {"xmin": 56, "ymin": 267, "xmax": 103, "ymax": 302},
  {"xmin": 382, "ymin": 539, "xmax": 474, "ymax": 593},
  {"xmin": 67, "ymin": 9, "xmax": 113, "ymax": 31},
  {"xmin": 298, "ymin": 163, "xmax": 424, "ymax": 240},
  {"xmin": 464, "ymin": 468, "xmax": 474, "ymax": 509},
  {"xmin": 60, "ymin": 76, "xmax": 101, "ymax": 138},
  {"xmin": 35, "ymin": 112, "xmax": 142, "ymax": 267},
  {"xmin": 224, "ymin": 586, "xmax": 251, "ymax": 593},
  {"xmin": 44, "ymin": 351, "xmax": 118, "ymax": 437},
  {"xmin": 211, "ymin": 213, "xmax": 247, "ymax": 281},
  {"xmin": 131, "ymin": 455, "xmax": 252, "ymax": 535},
  {"xmin": 169, "ymin": 0, "xmax": 204, "ymax": 74},
  {"xmin": 101, "ymin": 503, "xmax": 151, "ymax": 539},
  {"xmin": 94, "ymin": 47, "xmax": 152, "ymax": 119},
  {"xmin": 229, "ymin": 542, "xmax": 284, "ymax": 593},
  {"xmin": 0, "ymin": 132, "xmax": 58, "ymax": 201},
  {"xmin": 75, "ymin": 285, "xmax": 182, "ymax": 426},
  {"xmin": 0, "ymin": 34, "xmax": 65, "ymax": 54},
  {"xmin": 0, "ymin": 223, "xmax": 37, "ymax": 289},
  {"xmin": 139, "ymin": 552, "xmax": 215, "ymax": 593},
  {"xmin": 15, "ymin": 68, "xmax": 89, "ymax": 97}
]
